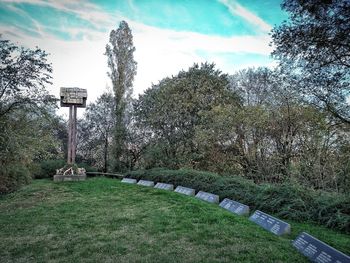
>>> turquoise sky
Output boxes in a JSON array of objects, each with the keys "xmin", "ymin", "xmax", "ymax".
[
  {"xmin": 0, "ymin": 0, "xmax": 287, "ymax": 40},
  {"xmin": 0, "ymin": 0, "xmax": 289, "ymax": 101}
]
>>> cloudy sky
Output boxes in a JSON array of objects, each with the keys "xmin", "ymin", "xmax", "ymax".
[{"xmin": 0, "ymin": 0, "xmax": 288, "ymax": 115}]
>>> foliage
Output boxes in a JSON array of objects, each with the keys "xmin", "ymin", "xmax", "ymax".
[
  {"xmin": 271, "ymin": 0, "xmax": 350, "ymax": 124},
  {"xmin": 1, "ymin": 178, "xmax": 349, "ymax": 262},
  {"xmin": 31, "ymin": 159, "xmax": 66, "ymax": 179},
  {"xmin": 134, "ymin": 62, "xmax": 239, "ymax": 169},
  {"xmin": 126, "ymin": 168, "xmax": 350, "ymax": 233},
  {"xmin": 105, "ymin": 21, "xmax": 137, "ymax": 172},
  {"xmin": 78, "ymin": 92, "xmax": 114, "ymax": 172},
  {"xmin": 0, "ymin": 38, "xmax": 60, "ymax": 193},
  {"xmin": 0, "ymin": 164, "xmax": 31, "ymax": 194},
  {"xmin": 0, "ymin": 37, "xmax": 56, "ymax": 118}
]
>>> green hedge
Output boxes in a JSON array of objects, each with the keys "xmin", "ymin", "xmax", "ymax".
[
  {"xmin": 125, "ymin": 168, "xmax": 350, "ymax": 233},
  {"xmin": 0, "ymin": 164, "xmax": 32, "ymax": 194},
  {"xmin": 31, "ymin": 160, "xmax": 98, "ymax": 179}
]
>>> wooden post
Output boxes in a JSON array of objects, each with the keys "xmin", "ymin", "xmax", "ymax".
[
  {"xmin": 67, "ymin": 105, "xmax": 73, "ymax": 164},
  {"xmin": 72, "ymin": 105, "xmax": 77, "ymax": 164},
  {"xmin": 60, "ymin": 87, "xmax": 87, "ymax": 165},
  {"xmin": 67, "ymin": 105, "xmax": 77, "ymax": 164}
]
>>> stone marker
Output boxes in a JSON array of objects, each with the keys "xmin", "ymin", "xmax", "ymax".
[
  {"xmin": 137, "ymin": 180, "xmax": 154, "ymax": 187},
  {"xmin": 121, "ymin": 178, "xmax": 137, "ymax": 184},
  {"xmin": 293, "ymin": 232, "xmax": 350, "ymax": 263},
  {"xmin": 154, "ymin": 183, "xmax": 174, "ymax": 191},
  {"xmin": 174, "ymin": 186, "xmax": 196, "ymax": 196},
  {"xmin": 195, "ymin": 191, "xmax": 219, "ymax": 204},
  {"xmin": 249, "ymin": 210, "xmax": 290, "ymax": 235},
  {"xmin": 219, "ymin": 198, "xmax": 249, "ymax": 215}
]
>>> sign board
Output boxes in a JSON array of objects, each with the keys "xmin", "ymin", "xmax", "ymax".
[
  {"xmin": 137, "ymin": 180, "xmax": 154, "ymax": 187},
  {"xmin": 154, "ymin": 183, "xmax": 174, "ymax": 191},
  {"xmin": 293, "ymin": 232, "xmax": 350, "ymax": 263},
  {"xmin": 195, "ymin": 191, "xmax": 219, "ymax": 204},
  {"xmin": 121, "ymin": 178, "xmax": 137, "ymax": 184},
  {"xmin": 60, "ymin": 87, "xmax": 87, "ymax": 107},
  {"xmin": 249, "ymin": 210, "xmax": 291, "ymax": 236},
  {"xmin": 219, "ymin": 198, "xmax": 249, "ymax": 215},
  {"xmin": 174, "ymin": 186, "xmax": 195, "ymax": 196}
]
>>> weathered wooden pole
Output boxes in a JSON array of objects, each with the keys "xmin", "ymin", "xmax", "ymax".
[{"xmin": 60, "ymin": 87, "xmax": 87, "ymax": 164}]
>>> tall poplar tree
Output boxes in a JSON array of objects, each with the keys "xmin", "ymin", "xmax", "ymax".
[{"xmin": 105, "ymin": 21, "xmax": 137, "ymax": 172}]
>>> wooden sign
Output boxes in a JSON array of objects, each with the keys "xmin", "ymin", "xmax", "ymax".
[
  {"xmin": 195, "ymin": 191, "xmax": 219, "ymax": 204},
  {"xmin": 60, "ymin": 87, "xmax": 87, "ymax": 107},
  {"xmin": 293, "ymin": 232, "xmax": 350, "ymax": 263},
  {"xmin": 219, "ymin": 198, "xmax": 249, "ymax": 215},
  {"xmin": 249, "ymin": 210, "xmax": 291, "ymax": 235}
]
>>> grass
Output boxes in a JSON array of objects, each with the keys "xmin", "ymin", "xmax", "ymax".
[{"xmin": 0, "ymin": 178, "xmax": 349, "ymax": 263}]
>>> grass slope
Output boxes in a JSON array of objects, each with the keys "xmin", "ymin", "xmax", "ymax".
[{"xmin": 0, "ymin": 178, "xmax": 349, "ymax": 263}]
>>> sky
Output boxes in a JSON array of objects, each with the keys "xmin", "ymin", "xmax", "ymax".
[{"xmin": 0, "ymin": 0, "xmax": 288, "ymax": 117}]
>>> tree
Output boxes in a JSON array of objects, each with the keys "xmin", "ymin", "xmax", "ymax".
[
  {"xmin": 78, "ymin": 92, "xmax": 114, "ymax": 172},
  {"xmin": 0, "ymin": 37, "xmax": 56, "ymax": 118},
  {"xmin": 271, "ymin": 0, "xmax": 350, "ymax": 124},
  {"xmin": 105, "ymin": 21, "xmax": 137, "ymax": 172},
  {"xmin": 134, "ymin": 63, "xmax": 239, "ymax": 169},
  {"xmin": 0, "ymin": 38, "xmax": 58, "ymax": 193}
]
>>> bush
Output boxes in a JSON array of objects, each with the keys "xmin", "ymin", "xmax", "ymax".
[
  {"xmin": 32, "ymin": 159, "xmax": 66, "ymax": 179},
  {"xmin": 0, "ymin": 164, "xmax": 32, "ymax": 194},
  {"xmin": 125, "ymin": 168, "xmax": 350, "ymax": 233},
  {"xmin": 32, "ymin": 160, "xmax": 98, "ymax": 179}
]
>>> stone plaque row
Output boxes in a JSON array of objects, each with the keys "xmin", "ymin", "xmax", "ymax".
[
  {"xmin": 195, "ymin": 191, "xmax": 219, "ymax": 204},
  {"xmin": 293, "ymin": 232, "xmax": 350, "ymax": 263},
  {"xmin": 137, "ymin": 180, "xmax": 154, "ymax": 187},
  {"xmin": 219, "ymin": 198, "xmax": 249, "ymax": 215},
  {"xmin": 174, "ymin": 186, "xmax": 195, "ymax": 196},
  {"xmin": 121, "ymin": 178, "xmax": 137, "ymax": 184},
  {"xmin": 249, "ymin": 210, "xmax": 290, "ymax": 236},
  {"xmin": 154, "ymin": 183, "xmax": 174, "ymax": 191}
]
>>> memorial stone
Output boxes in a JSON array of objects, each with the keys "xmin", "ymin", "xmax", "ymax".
[
  {"xmin": 174, "ymin": 186, "xmax": 196, "ymax": 196},
  {"xmin": 154, "ymin": 183, "xmax": 174, "ymax": 191},
  {"xmin": 121, "ymin": 178, "xmax": 137, "ymax": 184},
  {"xmin": 195, "ymin": 191, "xmax": 219, "ymax": 204},
  {"xmin": 137, "ymin": 180, "xmax": 154, "ymax": 187},
  {"xmin": 293, "ymin": 232, "xmax": 350, "ymax": 263},
  {"xmin": 219, "ymin": 198, "xmax": 249, "ymax": 215},
  {"xmin": 249, "ymin": 210, "xmax": 291, "ymax": 235}
]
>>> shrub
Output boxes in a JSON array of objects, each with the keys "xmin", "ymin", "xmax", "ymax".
[
  {"xmin": 125, "ymin": 168, "xmax": 350, "ymax": 233},
  {"xmin": 32, "ymin": 160, "xmax": 98, "ymax": 179},
  {"xmin": 32, "ymin": 159, "xmax": 66, "ymax": 179},
  {"xmin": 0, "ymin": 164, "xmax": 32, "ymax": 194}
]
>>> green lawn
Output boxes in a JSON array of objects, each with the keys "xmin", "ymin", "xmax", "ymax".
[{"xmin": 0, "ymin": 178, "xmax": 349, "ymax": 263}]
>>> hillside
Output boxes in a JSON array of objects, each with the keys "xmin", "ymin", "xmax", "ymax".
[{"xmin": 0, "ymin": 178, "xmax": 349, "ymax": 262}]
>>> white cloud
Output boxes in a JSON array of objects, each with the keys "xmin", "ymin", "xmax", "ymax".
[
  {"xmin": 1, "ymin": 2, "xmax": 275, "ymax": 117},
  {"xmin": 218, "ymin": 0, "xmax": 272, "ymax": 33}
]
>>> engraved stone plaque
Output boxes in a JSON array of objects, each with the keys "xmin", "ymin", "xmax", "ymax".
[
  {"xmin": 195, "ymin": 191, "xmax": 219, "ymax": 204},
  {"xmin": 293, "ymin": 232, "xmax": 350, "ymax": 263},
  {"xmin": 137, "ymin": 180, "xmax": 154, "ymax": 187},
  {"xmin": 174, "ymin": 186, "xmax": 195, "ymax": 196},
  {"xmin": 249, "ymin": 210, "xmax": 291, "ymax": 235},
  {"xmin": 121, "ymin": 178, "xmax": 137, "ymax": 184},
  {"xmin": 154, "ymin": 183, "xmax": 174, "ymax": 191},
  {"xmin": 219, "ymin": 198, "xmax": 249, "ymax": 215}
]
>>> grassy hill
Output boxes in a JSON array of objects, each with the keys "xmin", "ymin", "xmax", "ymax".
[{"xmin": 0, "ymin": 178, "xmax": 349, "ymax": 262}]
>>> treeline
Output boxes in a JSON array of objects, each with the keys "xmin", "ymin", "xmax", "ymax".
[
  {"xmin": 79, "ymin": 63, "xmax": 349, "ymax": 193},
  {"xmin": 79, "ymin": 0, "xmax": 350, "ymax": 194}
]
